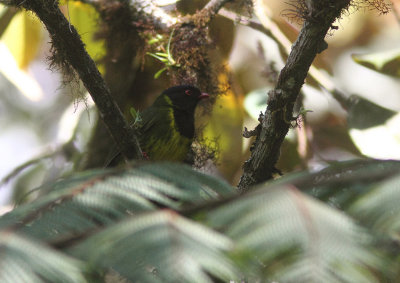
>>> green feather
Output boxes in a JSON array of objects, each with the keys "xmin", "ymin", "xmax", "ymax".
[{"xmin": 139, "ymin": 95, "xmax": 192, "ymax": 161}]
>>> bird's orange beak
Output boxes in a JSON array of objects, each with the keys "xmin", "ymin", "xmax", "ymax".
[{"xmin": 199, "ymin": 93, "xmax": 209, "ymax": 99}]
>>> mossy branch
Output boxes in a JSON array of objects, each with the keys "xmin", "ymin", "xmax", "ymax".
[{"xmin": 238, "ymin": 0, "xmax": 352, "ymax": 192}]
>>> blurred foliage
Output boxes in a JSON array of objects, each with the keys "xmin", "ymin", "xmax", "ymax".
[
  {"xmin": 352, "ymin": 48, "xmax": 400, "ymax": 78},
  {"xmin": 1, "ymin": 0, "xmax": 400, "ymax": 282},
  {"xmin": 1, "ymin": 9, "xmax": 42, "ymax": 69},
  {"xmin": 1, "ymin": 161, "xmax": 400, "ymax": 282}
]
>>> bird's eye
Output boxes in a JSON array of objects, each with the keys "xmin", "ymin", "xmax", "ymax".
[{"xmin": 185, "ymin": 89, "xmax": 192, "ymax": 96}]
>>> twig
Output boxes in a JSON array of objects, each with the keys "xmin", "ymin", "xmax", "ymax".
[
  {"xmin": 218, "ymin": 7, "xmax": 338, "ymax": 95},
  {"xmin": 238, "ymin": 0, "xmax": 351, "ymax": 192},
  {"xmin": 0, "ymin": 152, "xmax": 55, "ymax": 187},
  {"xmin": 204, "ymin": 0, "xmax": 234, "ymax": 18},
  {"xmin": 219, "ymin": 8, "xmax": 288, "ymax": 59},
  {"xmin": 6, "ymin": 0, "xmax": 143, "ymax": 161}
]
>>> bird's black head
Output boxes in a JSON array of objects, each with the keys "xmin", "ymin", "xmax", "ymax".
[{"xmin": 162, "ymin": 85, "xmax": 209, "ymax": 112}]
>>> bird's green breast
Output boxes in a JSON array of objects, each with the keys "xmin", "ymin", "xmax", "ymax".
[{"xmin": 139, "ymin": 95, "xmax": 193, "ymax": 161}]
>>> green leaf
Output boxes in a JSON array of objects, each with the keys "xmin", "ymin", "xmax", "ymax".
[
  {"xmin": 155, "ymin": 52, "xmax": 169, "ymax": 57},
  {"xmin": 0, "ymin": 231, "xmax": 86, "ymax": 283},
  {"xmin": 352, "ymin": 49, "xmax": 400, "ymax": 78},
  {"xmin": 273, "ymin": 159, "xmax": 400, "ymax": 210},
  {"xmin": 129, "ymin": 107, "xmax": 142, "ymax": 126},
  {"xmin": 346, "ymin": 95, "xmax": 400, "ymax": 159},
  {"xmin": 208, "ymin": 184, "xmax": 382, "ymax": 282},
  {"xmin": 148, "ymin": 34, "xmax": 163, "ymax": 45},
  {"xmin": 0, "ymin": 163, "xmax": 235, "ymax": 243},
  {"xmin": 350, "ymin": 174, "xmax": 400, "ymax": 238},
  {"xmin": 129, "ymin": 107, "xmax": 138, "ymax": 119},
  {"xmin": 71, "ymin": 210, "xmax": 238, "ymax": 283},
  {"xmin": 347, "ymin": 95, "xmax": 397, "ymax": 130},
  {"xmin": 154, "ymin": 67, "xmax": 168, "ymax": 78},
  {"xmin": 146, "ymin": 52, "xmax": 169, "ymax": 62}
]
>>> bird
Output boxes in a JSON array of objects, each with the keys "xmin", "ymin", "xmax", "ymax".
[{"xmin": 106, "ymin": 85, "xmax": 209, "ymax": 166}]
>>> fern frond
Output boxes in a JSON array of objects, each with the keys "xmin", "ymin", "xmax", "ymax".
[
  {"xmin": 273, "ymin": 159, "xmax": 400, "ymax": 210},
  {"xmin": 208, "ymin": 184, "xmax": 382, "ymax": 283},
  {"xmin": 351, "ymin": 174, "xmax": 400, "ymax": 239},
  {"xmin": 0, "ymin": 231, "xmax": 85, "ymax": 283},
  {"xmin": 0, "ymin": 163, "xmax": 235, "ymax": 243},
  {"xmin": 71, "ymin": 210, "xmax": 238, "ymax": 283}
]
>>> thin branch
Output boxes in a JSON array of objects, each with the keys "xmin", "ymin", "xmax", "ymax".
[
  {"xmin": 204, "ymin": 0, "xmax": 234, "ymax": 17},
  {"xmin": 238, "ymin": 0, "xmax": 352, "ymax": 192},
  {"xmin": 218, "ymin": 7, "xmax": 339, "ymax": 96},
  {"xmin": 0, "ymin": 151, "xmax": 55, "ymax": 188},
  {"xmin": 6, "ymin": 0, "xmax": 143, "ymax": 161},
  {"xmin": 218, "ymin": 8, "xmax": 288, "ymax": 60},
  {"xmin": 218, "ymin": 8, "xmax": 273, "ymax": 38},
  {"xmin": 131, "ymin": 0, "xmax": 177, "ymax": 29}
]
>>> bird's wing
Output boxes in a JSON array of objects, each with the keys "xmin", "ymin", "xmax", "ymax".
[
  {"xmin": 139, "ymin": 106, "xmax": 172, "ymax": 134},
  {"xmin": 104, "ymin": 104, "xmax": 174, "ymax": 166},
  {"xmin": 139, "ymin": 109, "xmax": 158, "ymax": 133}
]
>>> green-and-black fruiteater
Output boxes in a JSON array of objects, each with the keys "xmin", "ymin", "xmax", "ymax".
[
  {"xmin": 108, "ymin": 85, "xmax": 209, "ymax": 165},
  {"xmin": 138, "ymin": 85, "xmax": 209, "ymax": 161}
]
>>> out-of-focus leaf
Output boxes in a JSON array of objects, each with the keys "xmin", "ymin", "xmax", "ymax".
[
  {"xmin": 352, "ymin": 49, "xmax": 400, "ymax": 78},
  {"xmin": 202, "ymin": 72, "xmax": 244, "ymax": 181},
  {"xmin": 276, "ymin": 138, "xmax": 302, "ymax": 172},
  {"xmin": 71, "ymin": 210, "xmax": 238, "ymax": 283},
  {"xmin": 0, "ymin": 43, "xmax": 43, "ymax": 101},
  {"xmin": 208, "ymin": 184, "xmax": 383, "ymax": 283},
  {"xmin": 1, "ymin": 10, "xmax": 42, "ymax": 69},
  {"xmin": 0, "ymin": 231, "xmax": 86, "ymax": 283},
  {"xmin": 346, "ymin": 95, "xmax": 400, "ymax": 159},
  {"xmin": 0, "ymin": 7, "xmax": 43, "ymax": 100},
  {"xmin": 347, "ymin": 95, "xmax": 397, "ymax": 130},
  {"xmin": 273, "ymin": 159, "xmax": 400, "ymax": 211},
  {"xmin": 11, "ymin": 161, "xmax": 47, "ymax": 204},
  {"xmin": 57, "ymin": 94, "xmax": 96, "ymax": 144},
  {"xmin": 0, "ymin": 6, "xmax": 18, "ymax": 37},
  {"xmin": 63, "ymin": 2, "xmax": 105, "ymax": 73},
  {"xmin": 243, "ymin": 87, "xmax": 270, "ymax": 121},
  {"xmin": 0, "ymin": 163, "xmax": 235, "ymax": 242},
  {"xmin": 350, "ymin": 174, "xmax": 400, "ymax": 240}
]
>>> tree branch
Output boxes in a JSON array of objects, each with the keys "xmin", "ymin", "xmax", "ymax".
[
  {"xmin": 238, "ymin": 0, "xmax": 351, "ymax": 192},
  {"xmin": 129, "ymin": 0, "xmax": 177, "ymax": 29},
  {"xmin": 7, "ymin": 0, "xmax": 143, "ymax": 161}
]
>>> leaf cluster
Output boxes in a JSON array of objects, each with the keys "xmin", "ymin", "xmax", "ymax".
[{"xmin": 1, "ymin": 160, "xmax": 400, "ymax": 282}]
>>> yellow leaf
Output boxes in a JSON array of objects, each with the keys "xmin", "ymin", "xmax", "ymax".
[
  {"xmin": 62, "ymin": 2, "xmax": 105, "ymax": 73},
  {"xmin": 1, "ymin": 9, "xmax": 42, "ymax": 69},
  {"xmin": 201, "ymin": 72, "xmax": 244, "ymax": 182}
]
